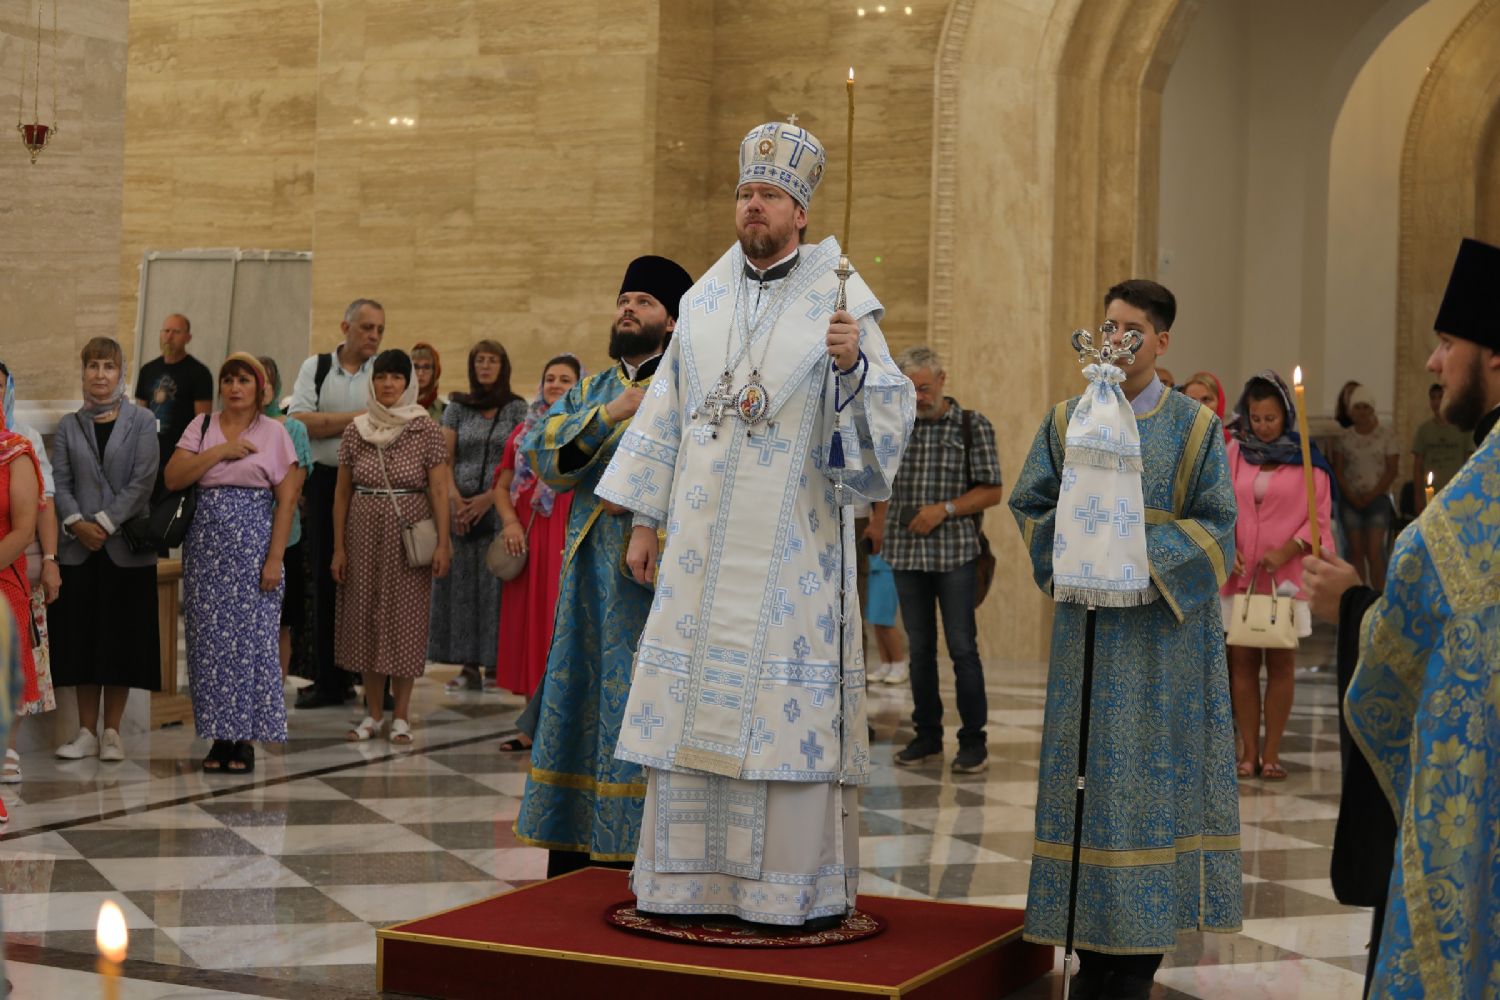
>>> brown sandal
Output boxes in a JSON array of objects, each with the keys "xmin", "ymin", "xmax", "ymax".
[
  {"xmin": 1236, "ymin": 759, "xmax": 1260, "ymax": 780},
  {"xmin": 1260, "ymin": 760, "xmax": 1288, "ymax": 781}
]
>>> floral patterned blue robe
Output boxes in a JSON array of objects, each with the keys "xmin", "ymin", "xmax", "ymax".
[
  {"xmin": 1347, "ymin": 420, "xmax": 1500, "ymax": 998},
  {"xmin": 512, "ymin": 365, "xmax": 654, "ymax": 860},
  {"xmin": 1009, "ymin": 389, "xmax": 1242, "ymax": 953}
]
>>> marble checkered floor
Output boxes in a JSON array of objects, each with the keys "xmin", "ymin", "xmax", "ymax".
[{"xmin": 0, "ymin": 629, "xmax": 1372, "ymax": 999}]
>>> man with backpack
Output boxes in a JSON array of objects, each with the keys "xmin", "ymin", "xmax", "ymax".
[
  {"xmin": 287, "ymin": 298, "xmax": 385, "ymax": 708},
  {"xmin": 880, "ymin": 346, "xmax": 1003, "ymax": 774}
]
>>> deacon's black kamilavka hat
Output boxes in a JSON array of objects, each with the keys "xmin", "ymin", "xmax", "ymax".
[
  {"xmin": 620, "ymin": 255, "xmax": 694, "ymax": 319},
  {"xmin": 1434, "ymin": 237, "xmax": 1500, "ymax": 351}
]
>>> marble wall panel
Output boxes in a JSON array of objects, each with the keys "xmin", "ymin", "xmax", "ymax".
[
  {"xmin": 0, "ymin": 1, "xmax": 127, "ymax": 398},
  {"xmin": 119, "ymin": 0, "xmax": 319, "ymax": 374}
]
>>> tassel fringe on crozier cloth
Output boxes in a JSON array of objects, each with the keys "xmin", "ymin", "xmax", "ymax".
[{"xmin": 1052, "ymin": 363, "xmax": 1152, "ymax": 607}]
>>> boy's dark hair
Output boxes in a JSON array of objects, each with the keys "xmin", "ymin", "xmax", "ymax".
[{"xmin": 1104, "ymin": 279, "xmax": 1177, "ymax": 333}]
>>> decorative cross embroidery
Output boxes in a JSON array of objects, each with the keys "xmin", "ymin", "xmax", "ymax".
[
  {"xmin": 692, "ymin": 277, "xmax": 729, "ymax": 314},
  {"xmin": 1061, "ymin": 468, "xmax": 1078, "ymax": 492},
  {"xmin": 668, "ymin": 678, "xmax": 689, "ymax": 703},
  {"xmin": 783, "ymin": 698, "xmax": 802, "ymax": 723},
  {"xmin": 782, "ymin": 531, "xmax": 804, "ymax": 563},
  {"xmin": 687, "ymin": 880, "xmax": 704, "ymax": 900},
  {"xmin": 800, "ymin": 730, "xmax": 825, "ymax": 769},
  {"xmin": 778, "ymin": 126, "xmax": 821, "ymax": 166},
  {"xmin": 792, "ymin": 635, "xmax": 811, "ymax": 660},
  {"xmin": 798, "ymin": 571, "xmax": 820, "ymax": 595},
  {"xmin": 746, "ymin": 422, "xmax": 793, "ymax": 467},
  {"xmin": 1073, "ymin": 494, "xmax": 1110, "ymax": 535},
  {"xmin": 818, "ymin": 544, "xmax": 839, "ymax": 581},
  {"xmin": 870, "ymin": 382, "xmax": 903, "ymax": 405},
  {"xmin": 1113, "ymin": 498, "xmax": 1142, "ymax": 537},
  {"xmin": 809, "ymin": 687, "xmax": 830, "ymax": 708},
  {"xmin": 685, "ymin": 485, "xmax": 709, "ymax": 509},
  {"xmin": 816, "ymin": 608, "xmax": 836, "ymax": 644},
  {"xmin": 805, "ymin": 287, "xmax": 840, "ymax": 321},
  {"xmin": 630, "ymin": 703, "xmax": 664, "ymax": 739},
  {"xmin": 711, "ymin": 458, "xmax": 727, "ymax": 477},
  {"xmin": 652, "ymin": 582, "xmax": 673, "ymax": 612},
  {"xmin": 627, "ymin": 467, "xmax": 661, "ymax": 500},
  {"xmin": 749, "ymin": 717, "xmax": 775, "ymax": 754},
  {"xmin": 807, "ymin": 508, "xmax": 820, "ymax": 532},
  {"xmin": 748, "ymin": 888, "xmax": 769, "ymax": 906},
  {"xmin": 1053, "ymin": 535, "xmax": 1067, "ymax": 559},
  {"xmin": 874, "ymin": 432, "xmax": 899, "ymax": 464},
  {"xmin": 678, "ymin": 549, "xmax": 704, "ymax": 574},
  {"xmin": 676, "ymin": 614, "xmax": 699, "ymax": 639},
  {"xmin": 651, "ymin": 410, "xmax": 679, "ymax": 439},
  {"xmin": 770, "ymin": 588, "xmax": 796, "ymax": 626},
  {"xmin": 691, "ymin": 422, "xmax": 716, "ymax": 446}
]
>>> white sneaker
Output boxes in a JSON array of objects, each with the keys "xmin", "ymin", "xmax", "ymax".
[
  {"xmin": 880, "ymin": 661, "xmax": 910, "ymax": 685},
  {"xmin": 99, "ymin": 729, "xmax": 126, "ymax": 762},
  {"xmin": 56, "ymin": 728, "xmax": 100, "ymax": 760},
  {"xmin": 866, "ymin": 662, "xmax": 891, "ymax": 684}
]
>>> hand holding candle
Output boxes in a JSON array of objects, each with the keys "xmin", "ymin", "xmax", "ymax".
[
  {"xmin": 97, "ymin": 900, "xmax": 128, "ymax": 1000},
  {"xmin": 1292, "ymin": 367, "xmax": 1321, "ymax": 559}
]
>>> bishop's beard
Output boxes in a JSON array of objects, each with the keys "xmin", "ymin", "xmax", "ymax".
[{"xmin": 608, "ymin": 316, "xmax": 670, "ymax": 361}]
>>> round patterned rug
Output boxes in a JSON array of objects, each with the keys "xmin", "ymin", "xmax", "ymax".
[{"xmin": 604, "ymin": 901, "xmax": 886, "ymax": 948}]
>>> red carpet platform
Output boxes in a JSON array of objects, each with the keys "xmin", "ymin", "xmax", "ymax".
[{"xmin": 378, "ymin": 867, "xmax": 1052, "ymax": 999}]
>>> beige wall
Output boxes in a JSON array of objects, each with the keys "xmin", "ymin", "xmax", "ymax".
[
  {"xmin": 0, "ymin": 0, "xmax": 128, "ymax": 398},
  {"xmin": 116, "ymin": 0, "xmax": 945, "ymax": 399}
]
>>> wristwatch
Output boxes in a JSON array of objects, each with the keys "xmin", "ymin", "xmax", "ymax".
[
  {"xmin": 41, "ymin": 554, "xmax": 58, "ymax": 562},
  {"xmin": 943, "ymin": 501, "xmax": 957, "ymax": 517}
]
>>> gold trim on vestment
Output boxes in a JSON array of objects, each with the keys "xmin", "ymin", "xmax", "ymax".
[
  {"xmin": 1399, "ymin": 767, "xmax": 1452, "ymax": 996},
  {"xmin": 1178, "ymin": 517, "xmax": 1228, "ymax": 587},
  {"xmin": 1150, "ymin": 565, "xmax": 1183, "ymax": 623},
  {"xmin": 1052, "ymin": 401, "xmax": 1071, "ymax": 455},
  {"xmin": 1137, "ymin": 383, "xmax": 1172, "ymax": 420},
  {"xmin": 1173, "ymin": 403, "xmax": 1214, "ymax": 518},
  {"xmin": 526, "ymin": 764, "xmax": 646, "ymax": 797},
  {"xmin": 508, "ymin": 826, "xmax": 639, "ymax": 861},
  {"xmin": 1033, "ymin": 833, "xmax": 1240, "ymax": 869},
  {"xmin": 1145, "ymin": 508, "xmax": 1172, "ymax": 524}
]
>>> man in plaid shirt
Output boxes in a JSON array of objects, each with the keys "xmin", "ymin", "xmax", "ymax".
[{"xmin": 874, "ymin": 347, "xmax": 1004, "ymax": 773}]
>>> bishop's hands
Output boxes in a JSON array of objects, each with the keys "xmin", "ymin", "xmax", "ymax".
[
  {"xmin": 827, "ymin": 310, "xmax": 860, "ymax": 372},
  {"xmin": 1302, "ymin": 553, "xmax": 1364, "ymax": 624},
  {"xmin": 605, "ymin": 387, "xmax": 646, "ymax": 424},
  {"xmin": 627, "ymin": 524, "xmax": 659, "ymax": 585}
]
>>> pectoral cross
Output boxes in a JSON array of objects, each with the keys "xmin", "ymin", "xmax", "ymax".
[{"xmin": 700, "ymin": 371, "xmax": 734, "ymax": 440}]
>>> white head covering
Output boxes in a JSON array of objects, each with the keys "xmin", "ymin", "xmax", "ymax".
[
  {"xmin": 353, "ymin": 368, "xmax": 427, "ymax": 448},
  {"xmin": 738, "ymin": 120, "xmax": 827, "ymax": 208}
]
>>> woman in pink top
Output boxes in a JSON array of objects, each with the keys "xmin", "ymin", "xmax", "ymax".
[
  {"xmin": 166, "ymin": 354, "xmax": 299, "ymax": 774},
  {"xmin": 1220, "ymin": 371, "xmax": 1334, "ymax": 781}
]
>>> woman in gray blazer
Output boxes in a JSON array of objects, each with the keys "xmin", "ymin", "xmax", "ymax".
[{"xmin": 49, "ymin": 337, "xmax": 161, "ymax": 763}]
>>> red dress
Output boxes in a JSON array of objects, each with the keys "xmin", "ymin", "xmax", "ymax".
[
  {"xmin": 495, "ymin": 425, "xmax": 572, "ymax": 698},
  {"xmin": 0, "ymin": 457, "xmax": 40, "ymax": 705}
]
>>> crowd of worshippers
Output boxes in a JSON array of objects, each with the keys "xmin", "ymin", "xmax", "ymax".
[{"xmin": 0, "ymin": 291, "xmax": 1477, "ymax": 787}]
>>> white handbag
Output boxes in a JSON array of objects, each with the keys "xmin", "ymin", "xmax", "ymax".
[
  {"xmin": 1227, "ymin": 568, "xmax": 1298, "ymax": 650},
  {"xmin": 376, "ymin": 446, "xmax": 438, "ymax": 568}
]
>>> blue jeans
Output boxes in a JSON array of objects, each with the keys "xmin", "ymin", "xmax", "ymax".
[{"xmin": 893, "ymin": 560, "xmax": 987, "ymax": 750}]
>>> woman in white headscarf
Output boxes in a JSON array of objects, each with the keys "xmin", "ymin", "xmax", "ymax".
[{"xmin": 332, "ymin": 349, "xmax": 452, "ymax": 745}]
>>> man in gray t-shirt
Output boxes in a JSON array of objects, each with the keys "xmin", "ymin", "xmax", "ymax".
[{"xmin": 286, "ymin": 298, "xmax": 384, "ymax": 708}]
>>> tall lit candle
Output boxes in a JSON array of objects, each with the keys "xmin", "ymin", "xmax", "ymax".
[
  {"xmin": 1424, "ymin": 470, "xmax": 1434, "ymax": 508},
  {"xmin": 843, "ymin": 67, "xmax": 855, "ymax": 253},
  {"xmin": 96, "ymin": 900, "xmax": 128, "ymax": 1000},
  {"xmin": 1292, "ymin": 366, "xmax": 1320, "ymax": 559}
]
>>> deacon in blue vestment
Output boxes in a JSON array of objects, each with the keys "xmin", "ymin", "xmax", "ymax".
[
  {"xmin": 513, "ymin": 255, "xmax": 693, "ymax": 878},
  {"xmin": 1306, "ymin": 237, "xmax": 1500, "ymax": 999},
  {"xmin": 1010, "ymin": 280, "xmax": 1241, "ymax": 999}
]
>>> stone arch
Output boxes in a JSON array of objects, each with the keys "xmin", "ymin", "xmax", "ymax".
[
  {"xmin": 1395, "ymin": 0, "xmax": 1500, "ymax": 448},
  {"xmin": 928, "ymin": 0, "xmax": 1193, "ymax": 660}
]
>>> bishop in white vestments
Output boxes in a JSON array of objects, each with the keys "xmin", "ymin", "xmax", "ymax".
[{"xmin": 597, "ymin": 119, "xmax": 915, "ymax": 926}]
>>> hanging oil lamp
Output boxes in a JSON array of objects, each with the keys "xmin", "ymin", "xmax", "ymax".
[{"xmin": 16, "ymin": 0, "xmax": 59, "ymax": 163}]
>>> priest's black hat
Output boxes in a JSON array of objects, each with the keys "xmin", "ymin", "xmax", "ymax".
[
  {"xmin": 1434, "ymin": 237, "xmax": 1500, "ymax": 351},
  {"xmin": 620, "ymin": 255, "xmax": 694, "ymax": 319}
]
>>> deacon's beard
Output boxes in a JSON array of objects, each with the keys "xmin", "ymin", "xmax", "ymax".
[
  {"xmin": 1440, "ymin": 353, "xmax": 1489, "ymax": 431},
  {"xmin": 608, "ymin": 317, "xmax": 669, "ymax": 361},
  {"xmin": 737, "ymin": 217, "xmax": 797, "ymax": 263}
]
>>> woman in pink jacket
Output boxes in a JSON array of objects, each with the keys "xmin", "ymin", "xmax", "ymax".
[{"xmin": 1220, "ymin": 371, "xmax": 1335, "ymax": 781}]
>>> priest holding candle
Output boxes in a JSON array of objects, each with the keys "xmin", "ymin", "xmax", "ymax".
[{"xmin": 599, "ymin": 98, "xmax": 915, "ymax": 927}]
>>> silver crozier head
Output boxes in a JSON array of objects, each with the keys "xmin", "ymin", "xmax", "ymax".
[{"xmin": 1069, "ymin": 319, "xmax": 1143, "ymax": 368}]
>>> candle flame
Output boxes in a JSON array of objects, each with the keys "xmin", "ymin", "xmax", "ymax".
[
  {"xmin": 97, "ymin": 901, "xmax": 128, "ymax": 963},
  {"xmin": 1293, "ymin": 365, "xmax": 1302, "ymax": 387},
  {"xmin": 848, "ymin": 67, "xmax": 855, "ymax": 82},
  {"xmin": 1427, "ymin": 471, "xmax": 1434, "ymax": 486}
]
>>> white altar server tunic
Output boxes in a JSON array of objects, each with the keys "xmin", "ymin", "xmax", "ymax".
[{"xmin": 597, "ymin": 236, "xmax": 914, "ymax": 923}]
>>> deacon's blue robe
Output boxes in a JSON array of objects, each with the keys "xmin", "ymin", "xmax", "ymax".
[
  {"xmin": 1347, "ymin": 419, "xmax": 1500, "ymax": 998},
  {"xmin": 512, "ymin": 364, "xmax": 654, "ymax": 860},
  {"xmin": 1009, "ymin": 389, "xmax": 1242, "ymax": 953}
]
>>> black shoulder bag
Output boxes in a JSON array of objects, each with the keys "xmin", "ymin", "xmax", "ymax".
[
  {"xmin": 960, "ymin": 408, "xmax": 997, "ymax": 608},
  {"xmin": 123, "ymin": 413, "xmax": 212, "ymax": 553}
]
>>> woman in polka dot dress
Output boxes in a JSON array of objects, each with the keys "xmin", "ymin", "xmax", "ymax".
[{"xmin": 333, "ymin": 350, "xmax": 452, "ymax": 745}]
